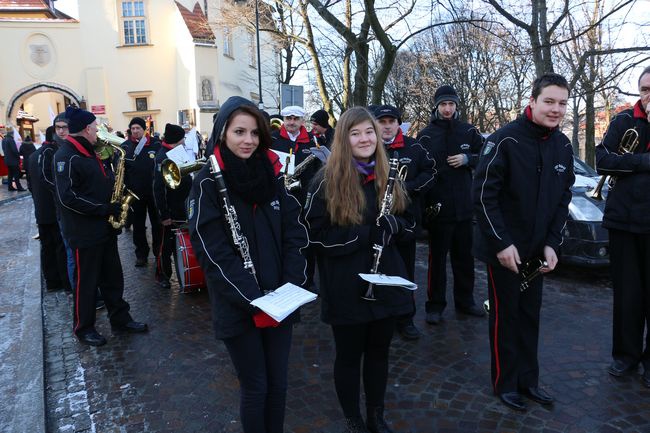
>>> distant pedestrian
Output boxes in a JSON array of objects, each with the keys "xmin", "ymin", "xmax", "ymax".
[
  {"xmin": 2, "ymin": 127, "xmax": 25, "ymax": 191},
  {"xmin": 20, "ymin": 135, "xmax": 36, "ymax": 191}
]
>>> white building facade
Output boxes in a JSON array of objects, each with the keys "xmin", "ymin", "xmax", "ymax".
[{"xmin": 0, "ymin": 0, "xmax": 280, "ymax": 139}]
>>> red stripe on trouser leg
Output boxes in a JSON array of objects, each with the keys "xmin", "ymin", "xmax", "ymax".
[
  {"xmin": 73, "ymin": 248, "xmax": 81, "ymax": 334},
  {"xmin": 488, "ymin": 265, "xmax": 501, "ymax": 391}
]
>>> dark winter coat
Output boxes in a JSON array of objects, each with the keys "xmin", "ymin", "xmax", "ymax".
[
  {"xmin": 54, "ymin": 136, "xmax": 117, "ymax": 249},
  {"xmin": 304, "ymin": 173, "xmax": 416, "ymax": 325},
  {"xmin": 595, "ymin": 100, "xmax": 650, "ymax": 233},
  {"xmin": 472, "ymin": 111, "xmax": 575, "ymax": 266},
  {"xmin": 121, "ymin": 136, "xmax": 160, "ymax": 199},
  {"xmin": 416, "ymin": 117, "xmax": 483, "ymax": 223},
  {"xmin": 29, "ymin": 146, "xmax": 57, "ymax": 224},
  {"xmin": 153, "ymin": 144, "xmax": 192, "ymax": 222},
  {"xmin": 384, "ymin": 130, "xmax": 436, "ymax": 225},
  {"xmin": 2, "ymin": 135, "xmax": 20, "ymax": 166}
]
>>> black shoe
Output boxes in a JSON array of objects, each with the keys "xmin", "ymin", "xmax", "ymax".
[
  {"xmin": 456, "ymin": 304, "xmax": 486, "ymax": 317},
  {"xmin": 397, "ymin": 323, "xmax": 421, "ymax": 341},
  {"xmin": 345, "ymin": 416, "xmax": 370, "ymax": 433},
  {"xmin": 643, "ymin": 370, "xmax": 650, "ymax": 388},
  {"xmin": 499, "ymin": 392, "xmax": 527, "ymax": 411},
  {"xmin": 425, "ymin": 311, "xmax": 442, "ymax": 325},
  {"xmin": 135, "ymin": 257, "xmax": 147, "ymax": 267},
  {"xmin": 77, "ymin": 330, "xmax": 107, "ymax": 346},
  {"xmin": 607, "ymin": 360, "xmax": 637, "ymax": 377},
  {"xmin": 159, "ymin": 279, "xmax": 171, "ymax": 289},
  {"xmin": 521, "ymin": 387, "xmax": 554, "ymax": 405},
  {"xmin": 366, "ymin": 406, "xmax": 394, "ymax": 433},
  {"xmin": 112, "ymin": 320, "xmax": 148, "ymax": 334},
  {"xmin": 95, "ymin": 299, "xmax": 106, "ymax": 310},
  {"xmin": 16, "ymin": 186, "xmax": 26, "ymax": 192},
  {"xmin": 8, "ymin": 186, "xmax": 17, "ymax": 191}
]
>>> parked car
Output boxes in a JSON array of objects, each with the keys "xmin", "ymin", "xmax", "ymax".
[{"xmin": 560, "ymin": 157, "xmax": 609, "ymax": 267}]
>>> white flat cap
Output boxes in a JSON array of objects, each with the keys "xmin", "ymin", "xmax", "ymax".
[{"xmin": 280, "ymin": 106, "xmax": 305, "ymax": 117}]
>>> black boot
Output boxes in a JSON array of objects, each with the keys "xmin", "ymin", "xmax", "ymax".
[
  {"xmin": 366, "ymin": 406, "xmax": 395, "ymax": 433},
  {"xmin": 345, "ymin": 416, "xmax": 370, "ymax": 433}
]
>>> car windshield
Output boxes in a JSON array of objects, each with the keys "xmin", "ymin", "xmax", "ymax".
[{"xmin": 574, "ymin": 157, "xmax": 597, "ymax": 177}]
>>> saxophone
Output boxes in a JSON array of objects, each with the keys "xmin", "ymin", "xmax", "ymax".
[{"xmin": 97, "ymin": 124, "xmax": 139, "ymax": 229}]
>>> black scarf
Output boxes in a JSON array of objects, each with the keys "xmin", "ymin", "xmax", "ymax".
[{"xmin": 220, "ymin": 145, "xmax": 276, "ymax": 205}]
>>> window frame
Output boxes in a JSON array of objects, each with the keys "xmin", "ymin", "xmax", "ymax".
[
  {"xmin": 223, "ymin": 26, "xmax": 233, "ymax": 58},
  {"xmin": 119, "ymin": 0, "xmax": 150, "ymax": 47}
]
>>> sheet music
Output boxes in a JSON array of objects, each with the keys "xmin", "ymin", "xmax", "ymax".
[
  {"xmin": 165, "ymin": 144, "xmax": 192, "ymax": 165},
  {"xmin": 250, "ymin": 283, "xmax": 317, "ymax": 322},
  {"xmin": 358, "ymin": 274, "xmax": 418, "ymax": 291},
  {"xmin": 270, "ymin": 149, "xmax": 296, "ymax": 175}
]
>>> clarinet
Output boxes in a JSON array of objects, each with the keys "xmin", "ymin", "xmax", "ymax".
[
  {"xmin": 361, "ymin": 151, "xmax": 400, "ymax": 301},
  {"xmin": 208, "ymin": 155, "xmax": 258, "ymax": 284}
]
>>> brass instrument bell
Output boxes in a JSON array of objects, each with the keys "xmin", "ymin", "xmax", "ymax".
[{"xmin": 162, "ymin": 158, "xmax": 206, "ymax": 189}]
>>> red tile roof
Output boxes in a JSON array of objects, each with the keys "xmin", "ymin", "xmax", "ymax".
[
  {"xmin": 0, "ymin": 0, "xmax": 73, "ymax": 19},
  {"xmin": 175, "ymin": 1, "xmax": 215, "ymax": 43}
]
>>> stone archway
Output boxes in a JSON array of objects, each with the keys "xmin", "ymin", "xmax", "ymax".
[{"xmin": 6, "ymin": 82, "xmax": 82, "ymax": 122}]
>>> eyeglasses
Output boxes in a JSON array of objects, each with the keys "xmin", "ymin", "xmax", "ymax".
[{"xmin": 55, "ymin": 125, "xmax": 69, "ymax": 131}]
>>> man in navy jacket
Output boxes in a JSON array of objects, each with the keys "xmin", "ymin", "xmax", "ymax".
[
  {"xmin": 54, "ymin": 107, "xmax": 148, "ymax": 346},
  {"xmin": 473, "ymin": 73, "xmax": 575, "ymax": 411}
]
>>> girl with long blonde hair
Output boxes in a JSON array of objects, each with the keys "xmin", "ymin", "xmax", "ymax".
[{"xmin": 305, "ymin": 107, "xmax": 414, "ymax": 433}]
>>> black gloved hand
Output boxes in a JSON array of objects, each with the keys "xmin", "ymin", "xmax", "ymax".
[
  {"xmin": 370, "ymin": 215, "xmax": 402, "ymax": 246},
  {"xmin": 107, "ymin": 202, "xmax": 122, "ymax": 218}
]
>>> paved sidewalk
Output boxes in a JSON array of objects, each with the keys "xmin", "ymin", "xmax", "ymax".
[
  {"xmin": 2, "ymin": 196, "xmax": 650, "ymax": 432},
  {"xmin": 0, "ymin": 195, "xmax": 44, "ymax": 433}
]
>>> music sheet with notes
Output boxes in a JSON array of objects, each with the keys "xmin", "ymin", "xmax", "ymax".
[
  {"xmin": 358, "ymin": 274, "xmax": 418, "ymax": 290},
  {"xmin": 250, "ymin": 283, "xmax": 317, "ymax": 322}
]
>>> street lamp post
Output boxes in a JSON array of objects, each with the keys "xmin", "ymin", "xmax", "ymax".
[{"xmin": 255, "ymin": 0, "xmax": 264, "ymax": 110}]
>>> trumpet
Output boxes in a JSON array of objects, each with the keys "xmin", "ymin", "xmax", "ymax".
[
  {"xmin": 519, "ymin": 258, "xmax": 548, "ymax": 291},
  {"xmin": 591, "ymin": 128, "xmax": 639, "ymax": 200},
  {"xmin": 162, "ymin": 157, "xmax": 206, "ymax": 189}
]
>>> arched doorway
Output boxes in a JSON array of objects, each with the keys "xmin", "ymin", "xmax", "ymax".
[{"xmin": 6, "ymin": 83, "xmax": 82, "ymax": 141}]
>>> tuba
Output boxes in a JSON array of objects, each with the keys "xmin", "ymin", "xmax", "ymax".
[
  {"xmin": 162, "ymin": 157, "xmax": 206, "ymax": 189},
  {"xmin": 591, "ymin": 128, "xmax": 639, "ymax": 200},
  {"xmin": 97, "ymin": 124, "xmax": 139, "ymax": 229}
]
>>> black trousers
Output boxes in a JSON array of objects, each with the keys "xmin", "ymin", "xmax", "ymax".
[
  {"xmin": 609, "ymin": 229, "xmax": 650, "ymax": 370},
  {"xmin": 72, "ymin": 237, "xmax": 132, "ymax": 336},
  {"xmin": 38, "ymin": 223, "xmax": 70, "ymax": 291},
  {"xmin": 223, "ymin": 323, "xmax": 293, "ymax": 433},
  {"xmin": 396, "ymin": 240, "xmax": 417, "ymax": 325},
  {"xmin": 487, "ymin": 263, "xmax": 543, "ymax": 394},
  {"xmin": 331, "ymin": 317, "xmax": 395, "ymax": 418},
  {"xmin": 426, "ymin": 219, "xmax": 476, "ymax": 313},
  {"xmin": 131, "ymin": 196, "xmax": 161, "ymax": 260},
  {"xmin": 7, "ymin": 165, "xmax": 23, "ymax": 189},
  {"xmin": 155, "ymin": 224, "xmax": 176, "ymax": 282}
]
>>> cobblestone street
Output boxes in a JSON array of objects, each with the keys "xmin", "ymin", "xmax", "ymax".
[{"xmin": 2, "ymin": 196, "xmax": 649, "ymax": 433}]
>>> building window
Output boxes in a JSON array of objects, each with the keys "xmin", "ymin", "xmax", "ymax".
[
  {"xmin": 121, "ymin": 1, "xmax": 148, "ymax": 45},
  {"xmin": 135, "ymin": 97, "xmax": 148, "ymax": 111},
  {"xmin": 248, "ymin": 31, "xmax": 256, "ymax": 68},
  {"xmin": 223, "ymin": 27, "xmax": 233, "ymax": 57}
]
